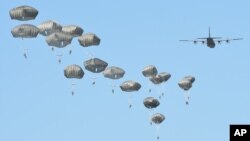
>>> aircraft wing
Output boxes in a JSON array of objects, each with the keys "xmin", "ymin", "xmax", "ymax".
[
  {"xmin": 214, "ymin": 38, "xmax": 243, "ymax": 44},
  {"xmin": 179, "ymin": 39, "xmax": 206, "ymax": 44}
]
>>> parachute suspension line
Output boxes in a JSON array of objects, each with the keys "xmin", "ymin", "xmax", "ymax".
[
  {"xmin": 184, "ymin": 91, "xmax": 190, "ymax": 105},
  {"xmin": 128, "ymin": 94, "xmax": 133, "ymax": 108},
  {"xmin": 111, "ymin": 80, "xmax": 116, "ymax": 94},
  {"xmin": 160, "ymin": 83, "xmax": 166, "ymax": 98},
  {"xmin": 23, "ymin": 48, "xmax": 28, "ymax": 59},
  {"xmin": 71, "ymin": 83, "xmax": 76, "ymax": 96},
  {"xmin": 56, "ymin": 54, "xmax": 63, "ymax": 64},
  {"xmin": 91, "ymin": 77, "xmax": 97, "ymax": 85},
  {"xmin": 84, "ymin": 51, "xmax": 94, "ymax": 60},
  {"xmin": 148, "ymin": 109, "xmax": 153, "ymax": 125},
  {"xmin": 155, "ymin": 124, "xmax": 160, "ymax": 140},
  {"xmin": 148, "ymin": 81, "xmax": 152, "ymax": 93},
  {"xmin": 156, "ymin": 85, "xmax": 162, "ymax": 100}
]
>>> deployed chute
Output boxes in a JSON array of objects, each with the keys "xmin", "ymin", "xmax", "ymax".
[
  {"xmin": 64, "ymin": 64, "xmax": 84, "ymax": 79},
  {"xmin": 9, "ymin": 5, "xmax": 38, "ymax": 21},
  {"xmin": 178, "ymin": 75, "xmax": 195, "ymax": 105},
  {"xmin": 158, "ymin": 72, "xmax": 171, "ymax": 82},
  {"xmin": 143, "ymin": 97, "xmax": 160, "ymax": 109},
  {"xmin": 84, "ymin": 58, "xmax": 108, "ymax": 73},
  {"xmin": 64, "ymin": 64, "xmax": 84, "ymax": 95},
  {"xmin": 151, "ymin": 113, "xmax": 165, "ymax": 124},
  {"xmin": 120, "ymin": 80, "xmax": 141, "ymax": 92},
  {"xmin": 84, "ymin": 58, "xmax": 108, "ymax": 85},
  {"xmin": 78, "ymin": 33, "xmax": 100, "ymax": 47},
  {"xmin": 103, "ymin": 66, "xmax": 125, "ymax": 93},
  {"xmin": 149, "ymin": 75, "xmax": 163, "ymax": 85},
  {"xmin": 46, "ymin": 32, "xmax": 73, "ymax": 48},
  {"xmin": 144, "ymin": 97, "xmax": 160, "ymax": 125},
  {"xmin": 62, "ymin": 25, "xmax": 83, "ymax": 37},
  {"xmin": 151, "ymin": 113, "xmax": 165, "ymax": 140},
  {"xmin": 120, "ymin": 80, "xmax": 141, "ymax": 108},
  {"xmin": 156, "ymin": 72, "xmax": 171, "ymax": 98},
  {"xmin": 37, "ymin": 20, "xmax": 62, "ymax": 36},
  {"xmin": 142, "ymin": 65, "xmax": 158, "ymax": 93},
  {"xmin": 142, "ymin": 65, "xmax": 158, "ymax": 77},
  {"xmin": 11, "ymin": 24, "xmax": 40, "ymax": 38}
]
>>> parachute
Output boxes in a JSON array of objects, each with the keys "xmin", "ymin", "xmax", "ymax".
[
  {"xmin": 62, "ymin": 25, "xmax": 83, "ymax": 37},
  {"xmin": 142, "ymin": 65, "xmax": 158, "ymax": 93},
  {"xmin": 120, "ymin": 80, "xmax": 141, "ymax": 92},
  {"xmin": 37, "ymin": 20, "xmax": 62, "ymax": 36},
  {"xmin": 11, "ymin": 24, "xmax": 40, "ymax": 38},
  {"xmin": 151, "ymin": 113, "xmax": 165, "ymax": 140},
  {"xmin": 64, "ymin": 64, "xmax": 84, "ymax": 79},
  {"xmin": 84, "ymin": 58, "xmax": 108, "ymax": 85},
  {"xmin": 84, "ymin": 58, "xmax": 108, "ymax": 73},
  {"xmin": 158, "ymin": 72, "xmax": 171, "ymax": 82},
  {"xmin": 78, "ymin": 33, "xmax": 100, "ymax": 47},
  {"xmin": 142, "ymin": 65, "xmax": 158, "ymax": 77},
  {"xmin": 178, "ymin": 75, "xmax": 195, "ymax": 105},
  {"xmin": 156, "ymin": 72, "xmax": 171, "ymax": 98},
  {"xmin": 144, "ymin": 97, "xmax": 160, "ymax": 125},
  {"xmin": 149, "ymin": 75, "xmax": 163, "ymax": 85},
  {"xmin": 103, "ymin": 66, "xmax": 125, "ymax": 79},
  {"xmin": 120, "ymin": 80, "xmax": 141, "ymax": 108},
  {"xmin": 151, "ymin": 113, "xmax": 165, "ymax": 124},
  {"xmin": 103, "ymin": 66, "xmax": 125, "ymax": 93},
  {"xmin": 46, "ymin": 32, "xmax": 73, "ymax": 48},
  {"xmin": 9, "ymin": 5, "xmax": 38, "ymax": 21},
  {"xmin": 64, "ymin": 64, "xmax": 84, "ymax": 95},
  {"xmin": 143, "ymin": 97, "xmax": 160, "ymax": 109}
]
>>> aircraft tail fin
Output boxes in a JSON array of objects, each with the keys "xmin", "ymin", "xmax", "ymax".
[{"xmin": 208, "ymin": 27, "xmax": 211, "ymax": 38}]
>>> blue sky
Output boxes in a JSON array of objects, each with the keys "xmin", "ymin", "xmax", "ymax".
[{"xmin": 1, "ymin": 0, "xmax": 250, "ymax": 141}]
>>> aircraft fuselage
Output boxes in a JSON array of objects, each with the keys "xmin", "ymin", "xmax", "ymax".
[{"xmin": 207, "ymin": 38, "xmax": 215, "ymax": 48}]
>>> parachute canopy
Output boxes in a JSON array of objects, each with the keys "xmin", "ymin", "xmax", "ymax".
[
  {"xmin": 143, "ymin": 97, "xmax": 160, "ymax": 109},
  {"xmin": 11, "ymin": 24, "xmax": 40, "ymax": 38},
  {"xmin": 78, "ymin": 33, "xmax": 100, "ymax": 47},
  {"xmin": 62, "ymin": 25, "xmax": 83, "ymax": 37},
  {"xmin": 158, "ymin": 72, "xmax": 171, "ymax": 82},
  {"xmin": 84, "ymin": 58, "xmax": 108, "ymax": 73},
  {"xmin": 38, "ymin": 20, "xmax": 62, "ymax": 36},
  {"xmin": 183, "ymin": 76, "xmax": 195, "ymax": 83},
  {"xmin": 9, "ymin": 5, "xmax": 38, "ymax": 21},
  {"xmin": 149, "ymin": 75, "xmax": 163, "ymax": 85},
  {"xmin": 64, "ymin": 64, "xmax": 84, "ymax": 79},
  {"xmin": 151, "ymin": 113, "xmax": 165, "ymax": 124},
  {"xmin": 103, "ymin": 66, "xmax": 125, "ymax": 79},
  {"xmin": 46, "ymin": 32, "xmax": 73, "ymax": 48},
  {"xmin": 142, "ymin": 65, "xmax": 158, "ymax": 77},
  {"xmin": 120, "ymin": 80, "xmax": 141, "ymax": 92},
  {"xmin": 178, "ymin": 75, "xmax": 195, "ymax": 91}
]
